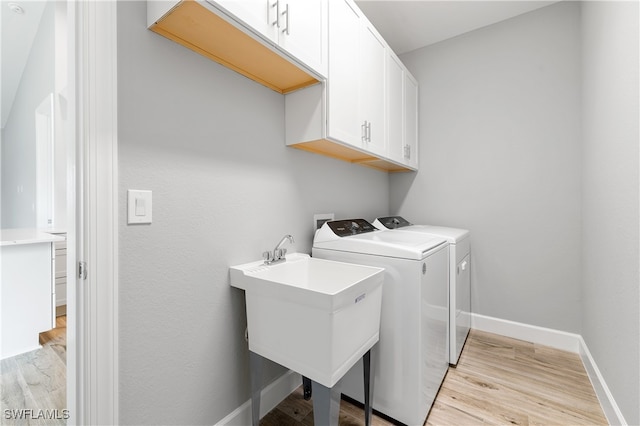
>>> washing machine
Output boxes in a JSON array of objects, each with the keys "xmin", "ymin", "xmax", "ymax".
[
  {"xmin": 373, "ymin": 216, "xmax": 471, "ymax": 366},
  {"xmin": 312, "ymin": 219, "xmax": 449, "ymax": 426}
]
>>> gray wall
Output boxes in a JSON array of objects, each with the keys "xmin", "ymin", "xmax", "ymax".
[
  {"xmin": 392, "ymin": 2, "xmax": 583, "ymax": 332},
  {"xmin": 117, "ymin": 2, "xmax": 389, "ymax": 424},
  {"xmin": 1, "ymin": 2, "xmax": 54, "ymax": 228},
  {"xmin": 581, "ymin": 2, "xmax": 639, "ymax": 424}
]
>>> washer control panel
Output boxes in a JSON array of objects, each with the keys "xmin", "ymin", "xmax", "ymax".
[
  {"xmin": 376, "ymin": 216, "xmax": 412, "ymax": 229},
  {"xmin": 327, "ymin": 219, "xmax": 377, "ymax": 237}
]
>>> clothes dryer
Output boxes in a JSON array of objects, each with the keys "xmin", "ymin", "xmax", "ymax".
[
  {"xmin": 373, "ymin": 216, "xmax": 471, "ymax": 365},
  {"xmin": 312, "ymin": 219, "xmax": 449, "ymax": 426}
]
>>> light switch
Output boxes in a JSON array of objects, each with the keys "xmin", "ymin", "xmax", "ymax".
[
  {"xmin": 135, "ymin": 198, "xmax": 146, "ymax": 216},
  {"xmin": 128, "ymin": 190, "xmax": 152, "ymax": 224}
]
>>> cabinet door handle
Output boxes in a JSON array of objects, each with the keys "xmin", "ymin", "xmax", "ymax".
[
  {"xmin": 272, "ymin": 1, "xmax": 280, "ymax": 28},
  {"xmin": 362, "ymin": 121, "xmax": 367, "ymax": 142},
  {"xmin": 281, "ymin": 3, "xmax": 289, "ymax": 35},
  {"xmin": 367, "ymin": 122, "xmax": 372, "ymax": 142}
]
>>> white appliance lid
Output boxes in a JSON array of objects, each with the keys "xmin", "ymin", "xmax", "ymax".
[
  {"xmin": 313, "ymin": 219, "xmax": 447, "ymax": 260},
  {"xmin": 373, "ymin": 217, "xmax": 470, "ymax": 243}
]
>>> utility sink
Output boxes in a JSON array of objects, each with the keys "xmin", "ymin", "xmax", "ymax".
[{"xmin": 230, "ymin": 253, "xmax": 383, "ymax": 388}]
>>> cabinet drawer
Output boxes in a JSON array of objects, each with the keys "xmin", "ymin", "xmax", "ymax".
[
  {"xmin": 54, "ymin": 236, "xmax": 67, "ymax": 251},
  {"xmin": 55, "ymin": 253, "xmax": 67, "ymax": 277}
]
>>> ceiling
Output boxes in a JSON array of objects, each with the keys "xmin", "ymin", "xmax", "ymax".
[{"xmin": 355, "ymin": 0, "xmax": 559, "ymax": 55}]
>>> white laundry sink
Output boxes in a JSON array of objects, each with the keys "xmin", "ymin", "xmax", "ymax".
[{"xmin": 230, "ymin": 253, "xmax": 383, "ymax": 388}]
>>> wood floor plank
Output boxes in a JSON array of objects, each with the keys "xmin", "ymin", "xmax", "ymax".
[
  {"xmin": 3, "ymin": 322, "xmax": 606, "ymax": 426},
  {"xmin": 260, "ymin": 329, "xmax": 606, "ymax": 426},
  {"xmin": 427, "ymin": 330, "xmax": 607, "ymax": 426}
]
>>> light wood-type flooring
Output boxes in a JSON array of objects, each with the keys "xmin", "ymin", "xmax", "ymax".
[
  {"xmin": 1, "ymin": 323, "xmax": 607, "ymax": 426},
  {"xmin": 261, "ymin": 330, "xmax": 608, "ymax": 426},
  {"xmin": 0, "ymin": 316, "xmax": 67, "ymax": 425}
]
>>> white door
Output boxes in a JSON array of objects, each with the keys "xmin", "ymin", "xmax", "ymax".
[
  {"xmin": 327, "ymin": 0, "xmax": 360, "ymax": 145},
  {"xmin": 454, "ymin": 253, "xmax": 471, "ymax": 362},
  {"xmin": 404, "ymin": 73, "xmax": 419, "ymax": 169},
  {"xmin": 420, "ymin": 247, "xmax": 449, "ymax": 416},
  {"xmin": 358, "ymin": 23, "xmax": 386, "ymax": 155},
  {"xmin": 386, "ymin": 53, "xmax": 404, "ymax": 163},
  {"xmin": 215, "ymin": 0, "xmax": 278, "ymax": 43},
  {"xmin": 277, "ymin": 0, "xmax": 326, "ymax": 77}
]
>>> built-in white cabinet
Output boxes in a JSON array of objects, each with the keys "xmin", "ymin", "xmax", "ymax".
[
  {"xmin": 214, "ymin": 0, "xmax": 276, "ymax": 42},
  {"xmin": 147, "ymin": 0, "xmax": 418, "ymax": 172},
  {"xmin": 277, "ymin": 0, "xmax": 327, "ymax": 77},
  {"xmin": 1, "ymin": 229, "xmax": 63, "ymax": 358},
  {"xmin": 404, "ymin": 72, "xmax": 419, "ymax": 169},
  {"xmin": 215, "ymin": 0, "xmax": 327, "ymax": 78},
  {"xmin": 326, "ymin": 0, "xmax": 360, "ymax": 145},
  {"xmin": 54, "ymin": 234, "xmax": 67, "ymax": 310},
  {"xmin": 327, "ymin": 0, "xmax": 386, "ymax": 156},
  {"xmin": 357, "ymin": 22, "xmax": 386, "ymax": 156},
  {"xmin": 386, "ymin": 52, "xmax": 404, "ymax": 164},
  {"xmin": 386, "ymin": 51, "xmax": 419, "ymax": 169},
  {"xmin": 148, "ymin": 0, "xmax": 326, "ymax": 93},
  {"xmin": 286, "ymin": 0, "xmax": 417, "ymax": 172}
]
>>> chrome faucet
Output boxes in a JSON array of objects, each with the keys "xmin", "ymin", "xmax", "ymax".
[{"xmin": 263, "ymin": 234, "xmax": 294, "ymax": 265}]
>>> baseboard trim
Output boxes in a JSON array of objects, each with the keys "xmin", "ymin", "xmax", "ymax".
[
  {"xmin": 215, "ymin": 370, "xmax": 302, "ymax": 425},
  {"xmin": 217, "ymin": 316, "xmax": 626, "ymax": 425},
  {"xmin": 471, "ymin": 313, "xmax": 627, "ymax": 425},
  {"xmin": 471, "ymin": 313, "xmax": 581, "ymax": 352},
  {"xmin": 578, "ymin": 336, "xmax": 628, "ymax": 426}
]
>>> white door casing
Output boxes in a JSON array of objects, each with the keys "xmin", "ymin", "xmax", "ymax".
[{"xmin": 72, "ymin": 0, "xmax": 118, "ymax": 424}]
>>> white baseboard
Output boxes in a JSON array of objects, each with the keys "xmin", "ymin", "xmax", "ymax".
[
  {"xmin": 578, "ymin": 336, "xmax": 627, "ymax": 426},
  {"xmin": 215, "ymin": 370, "xmax": 302, "ymax": 425},
  {"xmin": 471, "ymin": 313, "xmax": 626, "ymax": 425},
  {"xmin": 471, "ymin": 313, "xmax": 581, "ymax": 353},
  {"xmin": 217, "ymin": 316, "xmax": 626, "ymax": 425}
]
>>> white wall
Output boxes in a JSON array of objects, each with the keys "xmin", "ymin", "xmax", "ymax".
[
  {"xmin": 392, "ymin": 2, "xmax": 582, "ymax": 332},
  {"xmin": 116, "ymin": 2, "xmax": 389, "ymax": 424},
  {"xmin": 1, "ymin": 2, "xmax": 55, "ymax": 228},
  {"xmin": 581, "ymin": 2, "xmax": 639, "ymax": 424}
]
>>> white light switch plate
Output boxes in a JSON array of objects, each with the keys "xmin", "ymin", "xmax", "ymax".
[{"xmin": 128, "ymin": 190, "xmax": 152, "ymax": 224}]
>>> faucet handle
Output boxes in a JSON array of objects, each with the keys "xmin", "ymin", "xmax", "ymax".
[
  {"xmin": 263, "ymin": 251, "xmax": 272, "ymax": 263},
  {"xmin": 273, "ymin": 248, "xmax": 286, "ymax": 260}
]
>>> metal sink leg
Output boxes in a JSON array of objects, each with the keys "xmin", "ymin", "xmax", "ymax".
[{"xmin": 249, "ymin": 351, "xmax": 263, "ymax": 426}]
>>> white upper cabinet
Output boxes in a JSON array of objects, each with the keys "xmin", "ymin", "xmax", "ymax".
[
  {"xmin": 277, "ymin": 0, "xmax": 327, "ymax": 77},
  {"xmin": 386, "ymin": 51, "xmax": 418, "ymax": 170},
  {"xmin": 328, "ymin": 0, "xmax": 386, "ymax": 156},
  {"xmin": 215, "ymin": 0, "xmax": 328, "ymax": 78},
  {"xmin": 215, "ymin": 0, "xmax": 278, "ymax": 43},
  {"xmin": 285, "ymin": 0, "xmax": 418, "ymax": 172},
  {"xmin": 386, "ymin": 52, "xmax": 405, "ymax": 164},
  {"xmin": 147, "ymin": 0, "xmax": 325, "ymax": 93},
  {"xmin": 358, "ymin": 23, "xmax": 386, "ymax": 156},
  {"xmin": 148, "ymin": 0, "xmax": 418, "ymax": 172},
  {"xmin": 404, "ymin": 72, "xmax": 419, "ymax": 169},
  {"xmin": 327, "ymin": 0, "xmax": 361, "ymax": 144}
]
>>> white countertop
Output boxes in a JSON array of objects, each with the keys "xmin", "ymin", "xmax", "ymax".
[{"xmin": 0, "ymin": 228, "xmax": 66, "ymax": 246}]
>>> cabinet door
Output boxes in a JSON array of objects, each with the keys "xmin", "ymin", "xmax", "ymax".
[
  {"xmin": 386, "ymin": 53, "xmax": 404, "ymax": 163},
  {"xmin": 278, "ymin": 0, "xmax": 327, "ymax": 77},
  {"xmin": 215, "ymin": 0, "xmax": 278, "ymax": 43},
  {"xmin": 327, "ymin": 0, "xmax": 361, "ymax": 145},
  {"xmin": 358, "ymin": 24, "xmax": 386, "ymax": 155},
  {"xmin": 404, "ymin": 72, "xmax": 419, "ymax": 169}
]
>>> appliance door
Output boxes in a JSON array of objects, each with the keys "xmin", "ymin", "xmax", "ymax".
[
  {"xmin": 420, "ymin": 245, "xmax": 449, "ymax": 420},
  {"xmin": 453, "ymin": 253, "xmax": 471, "ymax": 364}
]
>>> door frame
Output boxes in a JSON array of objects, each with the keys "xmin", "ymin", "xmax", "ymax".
[{"xmin": 71, "ymin": 1, "xmax": 119, "ymax": 424}]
